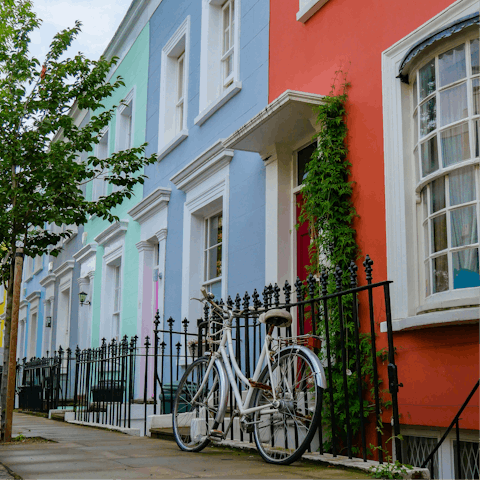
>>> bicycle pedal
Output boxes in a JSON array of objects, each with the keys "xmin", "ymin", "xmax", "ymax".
[{"xmin": 208, "ymin": 429, "xmax": 224, "ymax": 440}]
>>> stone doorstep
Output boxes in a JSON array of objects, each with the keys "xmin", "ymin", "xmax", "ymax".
[
  {"xmin": 218, "ymin": 440, "xmax": 430, "ymax": 480},
  {"xmin": 67, "ymin": 419, "xmax": 141, "ymax": 436}
]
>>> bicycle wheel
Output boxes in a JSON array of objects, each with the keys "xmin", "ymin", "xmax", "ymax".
[
  {"xmin": 252, "ymin": 347, "xmax": 323, "ymax": 464},
  {"xmin": 172, "ymin": 356, "xmax": 222, "ymax": 452}
]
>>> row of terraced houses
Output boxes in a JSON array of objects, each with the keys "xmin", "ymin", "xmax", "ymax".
[{"xmin": 4, "ymin": 0, "xmax": 479, "ymax": 477}]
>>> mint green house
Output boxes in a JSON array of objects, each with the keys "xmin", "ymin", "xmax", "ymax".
[{"xmin": 73, "ymin": 10, "xmax": 152, "ymax": 348}]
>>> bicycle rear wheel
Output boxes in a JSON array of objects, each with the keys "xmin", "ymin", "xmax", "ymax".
[
  {"xmin": 172, "ymin": 356, "xmax": 222, "ymax": 452},
  {"xmin": 252, "ymin": 347, "xmax": 323, "ymax": 464}
]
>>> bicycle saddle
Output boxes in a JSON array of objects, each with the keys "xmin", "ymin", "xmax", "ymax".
[{"xmin": 258, "ymin": 309, "xmax": 292, "ymax": 328}]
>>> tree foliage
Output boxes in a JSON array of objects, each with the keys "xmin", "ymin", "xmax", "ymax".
[{"xmin": 0, "ymin": 0, "xmax": 157, "ymax": 438}]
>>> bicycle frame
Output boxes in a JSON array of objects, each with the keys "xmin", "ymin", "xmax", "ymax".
[{"xmin": 192, "ymin": 314, "xmax": 277, "ymax": 421}]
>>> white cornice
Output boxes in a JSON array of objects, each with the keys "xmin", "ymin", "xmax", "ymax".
[
  {"xmin": 136, "ymin": 241, "xmax": 155, "ymax": 253},
  {"xmin": 94, "ymin": 221, "xmax": 129, "ymax": 246},
  {"xmin": 73, "ymin": 242, "xmax": 98, "ymax": 264},
  {"xmin": 155, "ymin": 228, "xmax": 168, "ymax": 242},
  {"xmin": 223, "ymin": 90, "xmax": 325, "ymax": 157},
  {"xmin": 103, "ymin": 0, "xmax": 163, "ymax": 81},
  {"xmin": 128, "ymin": 188, "xmax": 171, "ymax": 224},
  {"xmin": 25, "ymin": 291, "xmax": 41, "ymax": 303},
  {"xmin": 170, "ymin": 139, "xmax": 234, "ymax": 193},
  {"xmin": 53, "ymin": 260, "xmax": 75, "ymax": 278},
  {"xmin": 39, "ymin": 273, "xmax": 56, "ymax": 288}
]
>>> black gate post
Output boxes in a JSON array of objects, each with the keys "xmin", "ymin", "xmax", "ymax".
[{"xmin": 383, "ymin": 282, "xmax": 403, "ymax": 463}]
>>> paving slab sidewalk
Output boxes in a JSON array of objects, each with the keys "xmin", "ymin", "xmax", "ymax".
[{"xmin": 0, "ymin": 413, "xmax": 370, "ymax": 479}]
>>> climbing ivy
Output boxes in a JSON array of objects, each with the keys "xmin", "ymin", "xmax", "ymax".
[{"xmin": 298, "ymin": 73, "xmax": 376, "ymax": 456}]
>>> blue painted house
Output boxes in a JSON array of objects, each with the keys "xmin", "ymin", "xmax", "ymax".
[{"xmin": 129, "ymin": 0, "xmax": 270, "ymax": 337}]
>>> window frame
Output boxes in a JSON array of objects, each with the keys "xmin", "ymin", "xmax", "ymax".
[
  {"xmin": 202, "ymin": 210, "xmax": 223, "ymax": 296},
  {"xmin": 92, "ymin": 127, "xmax": 109, "ymax": 201},
  {"xmin": 195, "ymin": 0, "xmax": 241, "ymax": 126},
  {"xmin": 410, "ymin": 36, "xmax": 480, "ymax": 298},
  {"xmin": 381, "ymin": 0, "xmax": 479, "ymax": 331},
  {"xmin": 158, "ymin": 16, "xmax": 190, "ymax": 161}
]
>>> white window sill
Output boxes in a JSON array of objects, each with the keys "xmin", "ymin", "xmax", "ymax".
[
  {"xmin": 33, "ymin": 266, "xmax": 43, "ymax": 276},
  {"xmin": 380, "ymin": 305, "xmax": 479, "ymax": 332},
  {"xmin": 195, "ymin": 81, "xmax": 242, "ymax": 127},
  {"xmin": 64, "ymin": 231, "xmax": 77, "ymax": 245},
  {"xmin": 157, "ymin": 130, "xmax": 189, "ymax": 162},
  {"xmin": 25, "ymin": 275, "xmax": 33, "ymax": 283},
  {"xmin": 296, "ymin": 0, "xmax": 329, "ymax": 23}
]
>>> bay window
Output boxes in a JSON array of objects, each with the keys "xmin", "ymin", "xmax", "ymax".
[{"xmin": 413, "ymin": 38, "xmax": 480, "ymax": 297}]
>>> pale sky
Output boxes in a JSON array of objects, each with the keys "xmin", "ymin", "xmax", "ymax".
[{"xmin": 30, "ymin": 0, "xmax": 133, "ymax": 63}]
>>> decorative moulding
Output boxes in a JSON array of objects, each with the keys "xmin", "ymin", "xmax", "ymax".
[
  {"xmin": 94, "ymin": 221, "xmax": 128, "ymax": 246},
  {"xmin": 73, "ymin": 242, "xmax": 98, "ymax": 265},
  {"xmin": 20, "ymin": 300, "xmax": 28, "ymax": 310},
  {"xmin": 136, "ymin": 241, "xmax": 155, "ymax": 253},
  {"xmin": 155, "ymin": 228, "xmax": 168, "ymax": 242},
  {"xmin": 297, "ymin": 0, "xmax": 329, "ymax": 23},
  {"xmin": 39, "ymin": 273, "xmax": 56, "ymax": 288},
  {"xmin": 194, "ymin": 81, "xmax": 242, "ymax": 126},
  {"xmin": 157, "ymin": 130, "xmax": 189, "ymax": 162},
  {"xmin": 223, "ymin": 90, "xmax": 325, "ymax": 157},
  {"xmin": 380, "ymin": 306, "xmax": 480, "ymax": 333},
  {"xmin": 53, "ymin": 260, "xmax": 75, "ymax": 279},
  {"xmin": 26, "ymin": 291, "xmax": 41, "ymax": 303},
  {"xmin": 128, "ymin": 188, "xmax": 171, "ymax": 224},
  {"xmin": 170, "ymin": 139, "xmax": 234, "ymax": 193}
]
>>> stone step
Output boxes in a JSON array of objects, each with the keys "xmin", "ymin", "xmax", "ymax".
[
  {"xmin": 50, "ymin": 411, "xmax": 66, "ymax": 422},
  {"xmin": 150, "ymin": 427, "xmax": 175, "ymax": 440}
]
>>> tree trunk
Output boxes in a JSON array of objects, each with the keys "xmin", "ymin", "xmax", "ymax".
[{"xmin": 0, "ymin": 254, "xmax": 15, "ymax": 441}]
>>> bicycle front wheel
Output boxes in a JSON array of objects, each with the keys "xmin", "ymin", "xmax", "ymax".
[
  {"xmin": 172, "ymin": 356, "xmax": 222, "ymax": 452},
  {"xmin": 252, "ymin": 347, "xmax": 323, "ymax": 464}
]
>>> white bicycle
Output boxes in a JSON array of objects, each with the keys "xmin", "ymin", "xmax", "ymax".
[{"xmin": 172, "ymin": 287, "xmax": 326, "ymax": 465}]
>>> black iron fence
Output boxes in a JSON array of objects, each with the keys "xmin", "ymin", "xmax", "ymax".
[
  {"xmin": 15, "ymin": 346, "xmax": 76, "ymax": 412},
  {"xmin": 16, "ymin": 255, "xmax": 400, "ymax": 463}
]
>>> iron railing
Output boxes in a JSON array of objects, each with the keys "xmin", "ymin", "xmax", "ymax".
[
  {"xmin": 15, "ymin": 347, "xmax": 75, "ymax": 412},
  {"xmin": 15, "ymin": 255, "xmax": 401, "ymax": 463},
  {"xmin": 421, "ymin": 379, "xmax": 479, "ymax": 479}
]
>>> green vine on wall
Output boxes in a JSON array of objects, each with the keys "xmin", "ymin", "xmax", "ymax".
[{"xmin": 298, "ymin": 72, "xmax": 378, "ymax": 455}]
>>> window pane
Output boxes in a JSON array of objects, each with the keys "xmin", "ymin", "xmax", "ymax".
[
  {"xmin": 473, "ymin": 78, "xmax": 479, "ymax": 115},
  {"xmin": 440, "ymin": 123, "xmax": 470, "ymax": 167},
  {"xmin": 414, "ymin": 148, "xmax": 419, "ymax": 183},
  {"xmin": 433, "ymin": 254, "xmax": 449, "ymax": 293},
  {"xmin": 440, "ymin": 82, "xmax": 468, "ymax": 126},
  {"xmin": 471, "ymin": 38, "xmax": 479, "ymax": 75},
  {"xmin": 476, "ymin": 119, "xmax": 479, "ymax": 158},
  {"xmin": 413, "ymin": 111, "xmax": 418, "ymax": 146},
  {"xmin": 451, "ymin": 205, "xmax": 478, "ymax": 247},
  {"xmin": 424, "ymin": 224, "xmax": 429, "ymax": 256},
  {"xmin": 209, "ymin": 216, "xmax": 218, "ymax": 247},
  {"xmin": 421, "ymin": 136, "xmax": 438, "ymax": 176},
  {"xmin": 449, "ymin": 166, "xmax": 476, "ymax": 206},
  {"xmin": 223, "ymin": 4, "xmax": 230, "ymax": 53},
  {"xmin": 422, "ymin": 187, "xmax": 428, "ymax": 219},
  {"xmin": 412, "ymin": 78, "xmax": 418, "ymax": 110},
  {"xmin": 177, "ymin": 57, "xmax": 184, "ymax": 100},
  {"xmin": 425, "ymin": 262, "xmax": 430, "ymax": 297},
  {"xmin": 439, "ymin": 44, "xmax": 466, "ymax": 87},
  {"xmin": 432, "ymin": 214, "xmax": 447, "ymax": 252},
  {"xmin": 453, "ymin": 249, "xmax": 480, "ymax": 290},
  {"xmin": 419, "ymin": 59, "xmax": 436, "ymax": 99},
  {"xmin": 208, "ymin": 244, "xmax": 222, "ymax": 279},
  {"xmin": 420, "ymin": 97, "xmax": 436, "ymax": 137},
  {"xmin": 208, "ymin": 280, "xmax": 222, "ymax": 300},
  {"xmin": 431, "ymin": 176, "xmax": 445, "ymax": 213},
  {"xmin": 297, "ymin": 142, "xmax": 317, "ymax": 186},
  {"xmin": 204, "ymin": 250, "xmax": 208, "ymax": 282}
]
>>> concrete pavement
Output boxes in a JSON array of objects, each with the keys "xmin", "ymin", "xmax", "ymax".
[{"xmin": 0, "ymin": 413, "xmax": 370, "ymax": 479}]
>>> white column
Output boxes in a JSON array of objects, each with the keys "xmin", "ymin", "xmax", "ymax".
[
  {"xmin": 155, "ymin": 229, "xmax": 168, "ymax": 331},
  {"xmin": 136, "ymin": 241, "xmax": 156, "ymax": 340}
]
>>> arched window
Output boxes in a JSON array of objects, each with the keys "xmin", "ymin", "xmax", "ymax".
[{"xmin": 412, "ymin": 38, "xmax": 479, "ymax": 295}]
